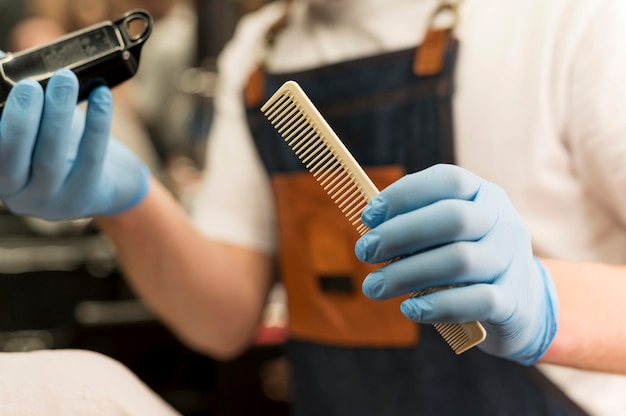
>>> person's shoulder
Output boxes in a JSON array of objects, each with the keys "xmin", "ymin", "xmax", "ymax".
[
  {"xmin": 229, "ymin": 1, "xmax": 288, "ymax": 50},
  {"xmin": 553, "ymin": 0, "xmax": 626, "ymax": 32},
  {"xmin": 551, "ymin": 0, "xmax": 626, "ymax": 52},
  {"xmin": 216, "ymin": 2, "xmax": 287, "ymax": 84},
  {"xmin": 212, "ymin": 2, "xmax": 289, "ymax": 112}
]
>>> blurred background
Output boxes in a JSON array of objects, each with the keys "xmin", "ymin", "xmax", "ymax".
[{"xmin": 0, "ymin": 1, "xmax": 289, "ymax": 414}]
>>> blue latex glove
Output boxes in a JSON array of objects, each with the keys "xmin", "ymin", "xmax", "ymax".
[
  {"xmin": 0, "ymin": 68, "xmax": 149, "ymax": 220},
  {"xmin": 356, "ymin": 164, "xmax": 558, "ymax": 365}
]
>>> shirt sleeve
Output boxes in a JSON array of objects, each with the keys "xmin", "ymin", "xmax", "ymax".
[
  {"xmin": 566, "ymin": 0, "xmax": 626, "ymax": 227},
  {"xmin": 190, "ymin": 5, "xmax": 286, "ymax": 255}
]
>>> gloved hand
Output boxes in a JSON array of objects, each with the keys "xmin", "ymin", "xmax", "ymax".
[
  {"xmin": 0, "ymin": 68, "xmax": 150, "ymax": 220},
  {"xmin": 355, "ymin": 164, "xmax": 558, "ymax": 365}
]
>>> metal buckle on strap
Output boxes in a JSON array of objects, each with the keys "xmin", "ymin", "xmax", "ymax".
[{"xmin": 429, "ymin": 0, "xmax": 460, "ymax": 31}]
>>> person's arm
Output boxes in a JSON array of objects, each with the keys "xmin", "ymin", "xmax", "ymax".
[
  {"xmin": 535, "ymin": 0, "xmax": 626, "ymax": 373},
  {"xmin": 95, "ymin": 179, "xmax": 273, "ymax": 360},
  {"xmin": 0, "ymin": 70, "xmax": 272, "ymax": 360},
  {"xmin": 540, "ymin": 259, "xmax": 626, "ymax": 374},
  {"xmin": 356, "ymin": 164, "xmax": 626, "ymax": 374}
]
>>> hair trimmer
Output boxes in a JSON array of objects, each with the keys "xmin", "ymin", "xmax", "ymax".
[{"xmin": 0, "ymin": 9, "xmax": 153, "ymax": 115}]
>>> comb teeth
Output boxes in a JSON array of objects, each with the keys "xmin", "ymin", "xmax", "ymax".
[
  {"xmin": 261, "ymin": 82, "xmax": 379, "ymax": 235},
  {"xmin": 412, "ymin": 287, "xmax": 486, "ymax": 354},
  {"xmin": 262, "ymin": 81, "xmax": 486, "ymax": 354},
  {"xmin": 433, "ymin": 323, "xmax": 477, "ymax": 354}
]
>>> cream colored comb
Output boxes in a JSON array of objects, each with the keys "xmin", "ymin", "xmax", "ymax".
[{"xmin": 261, "ymin": 80, "xmax": 486, "ymax": 354}]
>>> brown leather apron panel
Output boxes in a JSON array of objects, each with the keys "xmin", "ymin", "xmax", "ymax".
[{"xmin": 272, "ymin": 164, "xmax": 418, "ymax": 347}]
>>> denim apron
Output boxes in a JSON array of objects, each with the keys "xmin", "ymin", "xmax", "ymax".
[{"xmin": 244, "ymin": 13, "xmax": 588, "ymax": 416}]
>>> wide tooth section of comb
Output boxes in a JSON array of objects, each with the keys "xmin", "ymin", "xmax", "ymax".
[
  {"xmin": 265, "ymin": 96, "xmax": 291, "ymax": 121},
  {"xmin": 262, "ymin": 92, "xmax": 370, "ymax": 236}
]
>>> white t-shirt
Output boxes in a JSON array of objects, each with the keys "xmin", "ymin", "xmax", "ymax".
[{"xmin": 191, "ymin": 1, "xmax": 626, "ymax": 414}]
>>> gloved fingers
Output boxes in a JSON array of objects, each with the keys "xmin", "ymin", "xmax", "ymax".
[
  {"xmin": 362, "ymin": 240, "xmax": 505, "ymax": 300},
  {"xmin": 362, "ymin": 164, "xmax": 482, "ymax": 228},
  {"xmin": 355, "ymin": 199, "xmax": 497, "ymax": 263},
  {"xmin": 73, "ymin": 86, "xmax": 112, "ymax": 172},
  {"xmin": 29, "ymin": 69, "xmax": 79, "ymax": 195},
  {"xmin": 64, "ymin": 86, "xmax": 113, "ymax": 208},
  {"xmin": 0, "ymin": 79, "xmax": 44, "ymax": 196},
  {"xmin": 399, "ymin": 283, "xmax": 512, "ymax": 324}
]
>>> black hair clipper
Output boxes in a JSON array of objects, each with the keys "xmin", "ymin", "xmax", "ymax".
[{"xmin": 0, "ymin": 9, "xmax": 153, "ymax": 115}]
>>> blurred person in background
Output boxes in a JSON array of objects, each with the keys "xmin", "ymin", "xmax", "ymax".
[
  {"xmin": 1, "ymin": 0, "xmax": 626, "ymax": 415},
  {"xmin": 6, "ymin": 15, "xmax": 65, "ymax": 51}
]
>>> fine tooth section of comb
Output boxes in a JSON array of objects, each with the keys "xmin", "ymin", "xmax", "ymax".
[
  {"xmin": 433, "ymin": 323, "xmax": 473, "ymax": 354},
  {"xmin": 435, "ymin": 322, "xmax": 487, "ymax": 354},
  {"xmin": 262, "ymin": 81, "xmax": 487, "ymax": 353},
  {"xmin": 411, "ymin": 287, "xmax": 486, "ymax": 354}
]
